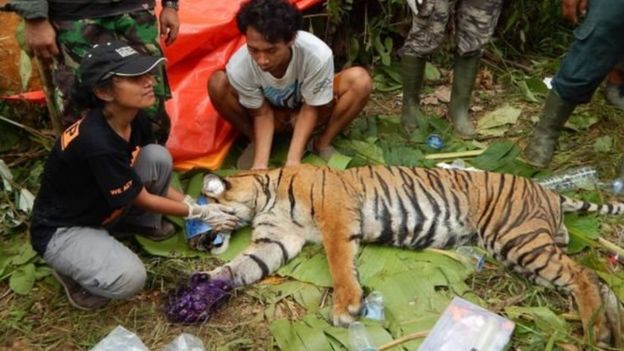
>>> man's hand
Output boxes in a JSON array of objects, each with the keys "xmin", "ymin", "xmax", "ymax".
[
  {"xmin": 186, "ymin": 203, "xmax": 238, "ymax": 232},
  {"xmin": 159, "ymin": 7, "xmax": 179, "ymax": 46},
  {"xmin": 561, "ymin": 0, "xmax": 588, "ymax": 24},
  {"xmin": 25, "ymin": 19, "xmax": 59, "ymax": 63}
]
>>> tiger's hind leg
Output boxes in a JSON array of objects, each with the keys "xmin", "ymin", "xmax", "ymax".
[
  {"xmin": 600, "ymin": 283, "xmax": 624, "ymax": 347},
  {"xmin": 500, "ymin": 228, "xmax": 612, "ymax": 345}
]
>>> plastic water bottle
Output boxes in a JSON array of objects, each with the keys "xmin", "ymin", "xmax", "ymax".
[
  {"xmin": 598, "ymin": 178, "xmax": 624, "ymax": 195},
  {"xmin": 348, "ymin": 322, "xmax": 377, "ymax": 351},
  {"xmin": 536, "ymin": 166, "xmax": 599, "ymax": 192},
  {"xmin": 362, "ymin": 291, "xmax": 385, "ymax": 321},
  {"xmin": 455, "ymin": 246, "xmax": 486, "ymax": 272},
  {"xmin": 426, "ymin": 134, "xmax": 444, "ymax": 150}
]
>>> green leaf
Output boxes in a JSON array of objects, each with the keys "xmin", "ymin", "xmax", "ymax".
[
  {"xmin": 11, "ymin": 244, "xmax": 37, "ymax": 266},
  {"xmin": 425, "ymin": 62, "xmax": 441, "ymax": 81},
  {"xmin": 565, "ymin": 213, "xmax": 599, "ymax": 253},
  {"xmin": 327, "ymin": 153, "xmax": 352, "ymax": 170},
  {"xmin": 593, "ymin": 136, "xmax": 612, "ymax": 153},
  {"xmin": 0, "ymin": 159, "xmax": 13, "ymax": 191},
  {"xmin": 505, "ymin": 306, "xmax": 568, "ymax": 335},
  {"xmin": 278, "ymin": 245, "xmax": 333, "ymax": 287},
  {"xmin": 517, "ymin": 80, "xmax": 538, "ymax": 102},
  {"xmin": 17, "ymin": 188, "xmax": 35, "ymax": 213},
  {"xmin": 470, "ymin": 141, "xmax": 520, "ymax": 172},
  {"xmin": 135, "ymin": 231, "xmax": 209, "ymax": 258},
  {"xmin": 596, "ymin": 270, "xmax": 624, "ymax": 302},
  {"xmin": 19, "ymin": 50, "xmax": 32, "ymax": 91},
  {"xmin": 9, "ymin": 263, "xmax": 36, "ymax": 295},
  {"xmin": 476, "ymin": 104, "xmax": 521, "ymax": 133}
]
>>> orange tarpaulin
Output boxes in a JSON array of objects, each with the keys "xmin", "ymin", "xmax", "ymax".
[{"xmin": 163, "ymin": 0, "xmax": 322, "ymax": 170}]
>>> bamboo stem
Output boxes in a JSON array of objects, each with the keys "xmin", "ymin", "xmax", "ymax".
[
  {"xmin": 34, "ymin": 58, "xmax": 62, "ymax": 136},
  {"xmin": 379, "ymin": 329, "xmax": 430, "ymax": 350},
  {"xmin": 598, "ymin": 237, "xmax": 624, "ymax": 258},
  {"xmin": 424, "ymin": 149, "xmax": 484, "ymax": 160}
]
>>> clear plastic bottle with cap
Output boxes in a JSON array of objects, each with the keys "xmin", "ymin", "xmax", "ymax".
[
  {"xmin": 348, "ymin": 322, "xmax": 377, "ymax": 351},
  {"xmin": 455, "ymin": 246, "xmax": 486, "ymax": 272},
  {"xmin": 362, "ymin": 291, "xmax": 385, "ymax": 321}
]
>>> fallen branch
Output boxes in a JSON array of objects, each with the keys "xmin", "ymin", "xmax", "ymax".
[
  {"xmin": 597, "ymin": 237, "xmax": 624, "ymax": 258},
  {"xmin": 379, "ymin": 329, "xmax": 430, "ymax": 350},
  {"xmin": 424, "ymin": 149, "xmax": 484, "ymax": 160}
]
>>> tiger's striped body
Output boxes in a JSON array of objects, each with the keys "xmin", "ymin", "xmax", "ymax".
[{"xmin": 203, "ymin": 164, "xmax": 624, "ymax": 346}]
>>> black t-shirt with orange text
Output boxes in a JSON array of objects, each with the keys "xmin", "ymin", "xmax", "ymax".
[{"xmin": 30, "ymin": 108, "xmax": 153, "ymax": 255}]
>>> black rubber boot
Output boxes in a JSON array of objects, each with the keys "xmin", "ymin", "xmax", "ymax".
[
  {"xmin": 523, "ymin": 90, "xmax": 576, "ymax": 168},
  {"xmin": 449, "ymin": 52, "xmax": 480, "ymax": 138},
  {"xmin": 401, "ymin": 54, "xmax": 427, "ymax": 133}
]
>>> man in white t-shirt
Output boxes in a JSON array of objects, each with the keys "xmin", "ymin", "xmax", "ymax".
[{"xmin": 208, "ymin": 0, "xmax": 372, "ymax": 170}]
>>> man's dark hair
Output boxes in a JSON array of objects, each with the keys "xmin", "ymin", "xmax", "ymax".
[{"xmin": 236, "ymin": 0, "xmax": 303, "ymax": 43}]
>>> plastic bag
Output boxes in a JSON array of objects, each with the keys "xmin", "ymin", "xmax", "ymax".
[
  {"xmin": 90, "ymin": 325, "xmax": 148, "ymax": 351},
  {"xmin": 162, "ymin": 333, "xmax": 205, "ymax": 351}
]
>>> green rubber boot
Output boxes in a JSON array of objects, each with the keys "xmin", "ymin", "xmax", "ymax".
[
  {"xmin": 401, "ymin": 54, "xmax": 427, "ymax": 133},
  {"xmin": 523, "ymin": 90, "xmax": 576, "ymax": 168},
  {"xmin": 449, "ymin": 52, "xmax": 481, "ymax": 138}
]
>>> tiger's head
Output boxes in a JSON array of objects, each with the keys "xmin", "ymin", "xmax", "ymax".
[{"xmin": 201, "ymin": 171, "xmax": 272, "ymax": 227}]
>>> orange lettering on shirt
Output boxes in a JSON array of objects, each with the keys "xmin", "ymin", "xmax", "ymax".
[
  {"xmin": 130, "ymin": 146, "xmax": 141, "ymax": 166},
  {"xmin": 109, "ymin": 180, "xmax": 133, "ymax": 196},
  {"xmin": 60, "ymin": 120, "xmax": 82, "ymax": 150},
  {"xmin": 102, "ymin": 208, "xmax": 124, "ymax": 225}
]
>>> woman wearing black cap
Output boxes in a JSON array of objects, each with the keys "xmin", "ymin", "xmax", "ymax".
[{"xmin": 30, "ymin": 41, "xmax": 237, "ymax": 310}]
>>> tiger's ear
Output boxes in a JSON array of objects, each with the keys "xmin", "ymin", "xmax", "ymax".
[{"xmin": 202, "ymin": 173, "xmax": 228, "ymax": 197}]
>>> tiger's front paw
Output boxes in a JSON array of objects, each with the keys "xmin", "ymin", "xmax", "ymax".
[{"xmin": 331, "ymin": 284, "xmax": 363, "ymax": 327}]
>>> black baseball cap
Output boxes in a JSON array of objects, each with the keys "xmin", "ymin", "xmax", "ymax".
[{"xmin": 79, "ymin": 41, "xmax": 166, "ymax": 89}]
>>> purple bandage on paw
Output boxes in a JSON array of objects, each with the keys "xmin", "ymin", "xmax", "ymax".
[{"xmin": 165, "ymin": 272, "xmax": 234, "ymax": 323}]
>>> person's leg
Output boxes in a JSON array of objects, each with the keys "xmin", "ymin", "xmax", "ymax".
[
  {"xmin": 112, "ymin": 144, "xmax": 175, "ymax": 238},
  {"xmin": 312, "ymin": 67, "xmax": 372, "ymax": 153},
  {"xmin": 605, "ymin": 58, "xmax": 624, "ymax": 110},
  {"xmin": 116, "ymin": 9, "xmax": 172, "ymax": 144},
  {"xmin": 43, "ymin": 226, "xmax": 146, "ymax": 305},
  {"xmin": 208, "ymin": 70, "xmax": 254, "ymax": 138},
  {"xmin": 450, "ymin": 0, "xmax": 503, "ymax": 138},
  {"xmin": 51, "ymin": 18, "xmax": 115, "ymax": 127},
  {"xmin": 399, "ymin": 0, "xmax": 450, "ymax": 132},
  {"xmin": 525, "ymin": 0, "xmax": 624, "ymax": 167}
]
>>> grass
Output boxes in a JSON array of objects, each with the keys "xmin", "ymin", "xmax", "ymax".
[{"xmin": 2, "ymin": 55, "xmax": 624, "ymax": 350}]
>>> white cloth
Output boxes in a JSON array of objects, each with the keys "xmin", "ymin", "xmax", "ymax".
[{"xmin": 226, "ymin": 31, "xmax": 334, "ymax": 110}]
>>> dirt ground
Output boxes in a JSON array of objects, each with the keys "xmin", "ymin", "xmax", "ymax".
[{"xmin": 0, "ymin": 10, "xmax": 41, "ymax": 94}]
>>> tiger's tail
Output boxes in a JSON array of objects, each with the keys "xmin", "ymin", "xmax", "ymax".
[{"xmin": 560, "ymin": 195, "xmax": 624, "ymax": 215}]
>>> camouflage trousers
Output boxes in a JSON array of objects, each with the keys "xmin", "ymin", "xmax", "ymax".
[
  {"xmin": 50, "ymin": 10, "xmax": 171, "ymax": 143},
  {"xmin": 401, "ymin": 0, "xmax": 503, "ymax": 57}
]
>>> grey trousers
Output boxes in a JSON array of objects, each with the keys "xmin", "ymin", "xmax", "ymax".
[{"xmin": 43, "ymin": 144, "xmax": 173, "ymax": 299}]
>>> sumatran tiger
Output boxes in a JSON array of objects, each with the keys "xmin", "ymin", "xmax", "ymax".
[{"xmin": 200, "ymin": 164, "xmax": 624, "ymax": 346}]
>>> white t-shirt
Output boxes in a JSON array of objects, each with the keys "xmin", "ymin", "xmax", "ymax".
[{"xmin": 226, "ymin": 31, "xmax": 334, "ymax": 110}]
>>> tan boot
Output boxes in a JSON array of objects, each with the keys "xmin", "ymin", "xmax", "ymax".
[
  {"xmin": 523, "ymin": 91, "xmax": 576, "ymax": 168},
  {"xmin": 449, "ymin": 52, "xmax": 480, "ymax": 138}
]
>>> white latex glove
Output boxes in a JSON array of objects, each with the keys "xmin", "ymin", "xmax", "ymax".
[
  {"xmin": 186, "ymin": 203, "xmax": 237, "ymax": 232},
  {"xmin": 183, "ymin": 194, "xmax": 196, "ymax": 207}
]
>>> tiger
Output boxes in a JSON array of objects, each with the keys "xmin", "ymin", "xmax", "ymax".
[{"xmin": 200, "ymin": 163, "xmax": 624, "ymax": 346}]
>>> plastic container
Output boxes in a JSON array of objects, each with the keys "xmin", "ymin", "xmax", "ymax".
[
  {"xmin": 362, "ymin": 291, "xmax": 385, "ymax": 321},
  {"xmin": 90, "ymin": 326, "xmax": 148, "ymax": 351},
  {"xmin": 348, "ymin": 322, "xmax": 377, "ymax": 351},
  {"xmin": 417, "ymin": 297, "xmax": 515, "ymax": 351},
  {"xmin": 455, "ymin": 246, "xmax": 486, "ymax": 272},
  {"xmin": 185, "ymin": 195, "xmax": 231, "ymax": 254},
  {"xmin": 598, "ymin": 178, "xmax": 624, "ymax": 195},
  {"xmin": 536, "ymin": 166, "xmax": 599, "ymax": 192},
  {"xmin": 163, "ymin": 333, "xmax": 206, "ymax": 351},
  {"xmin": 426, "ymin": 134, "xmax": 444, "ymax": 150}
]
